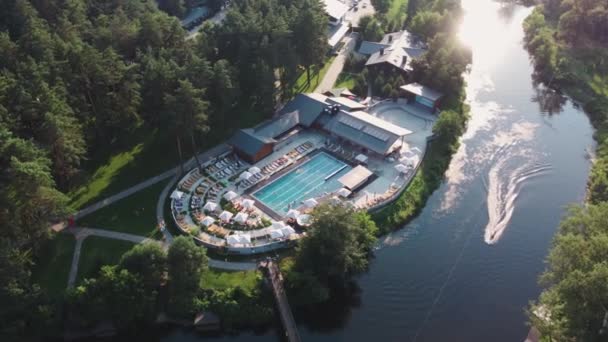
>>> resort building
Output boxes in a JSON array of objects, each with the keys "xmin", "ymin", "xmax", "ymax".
[
  {"xmin": 359, "ymin": 30, "xmax": 427, "ymax": 75},
  {"xmin": 324, "ymin": 110, "xmax": 412, "ymax": 156},
  {"xmin": 174, "ymin": 89, "xmax": 439, "ymax": 255}
]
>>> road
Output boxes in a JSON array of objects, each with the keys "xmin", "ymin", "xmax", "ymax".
[{"xmin": 315, "ymin": 33, "xmax": 357, "ymax": 94}]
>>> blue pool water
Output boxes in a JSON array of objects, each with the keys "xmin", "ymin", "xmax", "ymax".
[{"xmin": 253, "ymin": 152, "xmax": 351, "ymax": 215}]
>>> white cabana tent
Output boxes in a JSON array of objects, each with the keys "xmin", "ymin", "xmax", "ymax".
[
  {"xmin": 303, "ymin": 198, "xmax": 318, "ymax": 208},
  {"xmin": 272, "ymin": 221, "xmax": 286, "ymax": 230},
  {"xmin": 219, "ymin": 211, "xmax": 234, "ymax": 222},
  {"xmin": 237, "ymin": 234, "xmax": 251, "ymax": 244},
  {"xmin": 355, "ymin": 154, "xmax": 369, "ymax": 164},
  {"xmin": 269, "ymin": 229, "xmax": 284, "ymax": 239},
  {"xmin": 171, "ymin": 190, "xmax": 184, "ymax": 200},
  {"xmin": 248, "ymin": 166, "xmax": 261, "ymax": 174},
  {"xmin": 286, "ymin": 209, "xmax": 300, "ymax": 220},
  {"xmin": 337, "ymin": 188, "xmax": 352, "ymax": 197},
  {"xmin": 296, "ymin": 214, "xmax": 312, "ymax": 226},
  {"xmin": 234, "ymin": 212, "xmax": 249, "ymax": 224},
  {"xmin": 280, "ymin": 226, "xmax": 296, "ymax": 237},
  {"xmin": 223, "ymin": 191, "xmax": 238, "ymax": 201},
  {"xmin": 242, "ymin": 198, "xmax": 255, "ymax": 210},
  {"xmin": 239, "ymin": 171, "xmax": 253, "ymax": 181},
  {"xmin": 203, "ymin": 201, "xmax": 219, "ymax": 212},
  {"xmin": 395, "ymin": 164, "xmax": 409, "ymax": 173},
  {"xmin": 201, "ymin": 216, "xmax": 215, "ymax": 227}
]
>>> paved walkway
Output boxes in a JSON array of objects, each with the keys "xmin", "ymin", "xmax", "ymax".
[
  {"xmin": 65, "ymin": 226, "xmax": 159, "ymax": 288},
  {"xmin": 315, "ymin": 33, "xmax": 357, "ymax": 94}
]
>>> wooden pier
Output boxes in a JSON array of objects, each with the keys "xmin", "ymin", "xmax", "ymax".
[{"xmin": 260, "ymin": 260, "xmax": 301, "ymax": 342}]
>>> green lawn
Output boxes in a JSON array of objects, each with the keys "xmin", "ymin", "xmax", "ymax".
[
  {"xmin": 387, "ymin": 0, "xmax": 409, "ymax": 25},
  {"xmin": 78, "ymin": 181, "xmax": 165, "ymax": 238},
  {"xmin": 32, "ymin": 234, "xmax": 76, "ymax": 298},
  {"xmin": 76, "ymin": 236, "xmax": 135, "ymax": 284},
  {"xmin": 201, "ymin": 269, "xmax": 260, "ymax": 294},
  {"xmin": 334, "ymin": 72, "xmax": 356, "ymax": 90},
  {"xmin": 293, "ymin": 58, "xmax": 336, "ymax": 94},
  {"xmin": 69, "ymin": 129, "xmax": 178, "ymax": 210}
]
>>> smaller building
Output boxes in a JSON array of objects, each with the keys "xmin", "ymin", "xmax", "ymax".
[
  {"xmin": 323, "ymin": 0, "xmax": 349, "ymax": 26},
  {"xmin": 339, "ymin": 165, "xmax": 373, "ymax": 191},
  {"xmin": 400, "ymin": 83, "xmax": 444, "ymax": 112},
  {"xmin": 229, "ymin": 129, "xmax": 275, "ymax": 164}
]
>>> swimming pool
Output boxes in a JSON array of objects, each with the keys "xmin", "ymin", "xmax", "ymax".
[{"xmin": 253, "ymin": 152, "xmax": 351, "ymax": 215}]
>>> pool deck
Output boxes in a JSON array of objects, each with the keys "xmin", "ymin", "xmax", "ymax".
[{"xmin": 172, "ymin": 100, "xmax": 436, "ymax": 254}]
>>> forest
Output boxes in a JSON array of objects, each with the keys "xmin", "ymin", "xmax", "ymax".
[
  {"xmin": 0, "ymin": 0, "xmax": 328, "ymax": 336},
  {"xmin": 523, "ymin": 1, "xmax": 608, "ymax": 341}
]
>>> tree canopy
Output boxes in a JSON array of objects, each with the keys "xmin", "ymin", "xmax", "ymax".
[{"xmin": 529, "ymin": 204, "xmax": 608, "ymax": 341}]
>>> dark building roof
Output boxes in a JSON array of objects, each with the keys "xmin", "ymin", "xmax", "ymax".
[
  {"xmin": 359, "ymin": 31, "xmax": 427, "ymax": 73},
  {"xmin": 229, "ymin": 129, "xmax": 274, "ymax": 157},
  {"xmin": 400, "ymin": 83, "xmax": 444, "ymax": 102},
  {"xmin": 324, "ymin": 110, "xmax": 411, "ymax": 155},
  {"xmin": 278, "ymin": 93, "xmax": 329, "ymax": 127}
]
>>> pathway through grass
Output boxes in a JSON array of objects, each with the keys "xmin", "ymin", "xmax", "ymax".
[
  {"xmin": 78, "ymin": 181, "xmax": 165, "ymax": 238},
  {"xmin": 76, "ymin": 236, "xmax": 134, "ymax": 284}
]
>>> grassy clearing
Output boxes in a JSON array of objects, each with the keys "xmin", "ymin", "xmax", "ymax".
[
  {"xmin": 293, "ymin": 58, "xmax": 336, "ymax": 94},
  {"xmin": 69, "ymin": 129, "xmax": 178, "ymax": 210},
  {"xmin": 334, "ymin": 72, "xmax": 356, "ymax": 90},
  {"xmin": 201, "ymin": 269, "xmax": 261, "ymax": 294},
  {"xmin": 76, "ymin": 236, "xmax": 134, "ymax": 284},
  {"xmin": 32, "ymin": 234, "xmax": 76, "ymax": 298},
  {"xmin": 77, "ymin": 181, "xmax": 165, "ymax": 238},
  {"xmin": 387, "ymin": 0, "xmax": 409, "ymax": 25}
]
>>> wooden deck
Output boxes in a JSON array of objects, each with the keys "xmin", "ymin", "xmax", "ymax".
[{"xmin": 260, "ymin": 260, "xmax": 301, "ymax": 342}]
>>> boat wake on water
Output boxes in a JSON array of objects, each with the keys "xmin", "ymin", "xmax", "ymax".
[{"xmin": 483, "ymin": 158, "xmax": 552, "ymax": 244}]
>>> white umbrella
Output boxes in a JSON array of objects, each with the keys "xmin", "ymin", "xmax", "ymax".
[
  {"xmin": 280, "ymin": 226, "xmax": 296, "ymax": 237},
  {"xmin": 223, "ymin": 191, "xmax": 238, "ymax": 201},
  {"xmin": 219, "ymin": 211, "xmax": 234, "ymax": 221},
  {"xmin": 203, "ymin": 201, "xmax": 218, "ymax": 212},
  {"xmin": 269, "ymin": 229, "xmax": 284, "ymax": 239},
  {"xmin": 286, "ymin": 209, "xmax": 300, "ymax": 220},
  {"xmin": 201, "ymin": 216, "xmax": 215, "ymax": 227},
  {"xmin": 296, "ymin": 214, "xmax": 312, "ymax": 226},
  {"xmin": 272, "ymin": 221, "xmax": 286, "ymax": 230},
  {"xmin": 395, "ymin": 164, "xmax": 408, "ymax": 173},
  {"xmin": 248, "ymin": 166, "xmax": 261, "ymax": 174},
  {"xmin": 337, "ymin": 188, "xmax": 351, "ymax": 197},
  {"xmin": 303, "ymin": 198, "xmax": 318, "ymax": 208},
  {"xmin": 239, "ymin": 171, "xmax": 253, "ymax": 181},
  {"xmin": 412, "ymin": 147, "xmax": 422, "ymax": 153},
  {"xmin": 242, "ymin": 198, "xmax": 255, "ymax": 210},
  {"xmin": 234, "ymin": 212, "xmax": 249, "ymax": 224},
  {"xmin": 226, "ymin": 235, "xmax": 240, "ymax": 245},
  {"xmin": 170, "ymin": 190, "xmax": 184, "ymax": 200}
]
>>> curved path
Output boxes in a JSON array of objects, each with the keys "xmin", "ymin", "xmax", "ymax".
[
  {"xmin": 74, "ymin": 143, "xmax": 230, "ymax": 220},
  {"xmin": 65, "ymin": 224, "xmax": 257, "ymax": 287}
]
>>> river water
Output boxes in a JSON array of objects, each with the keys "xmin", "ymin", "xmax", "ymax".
[{"xmin": 163, "ymin": 1, "xmax": 594, "ymax": 341}]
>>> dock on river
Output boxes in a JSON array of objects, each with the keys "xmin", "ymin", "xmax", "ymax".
[{"xmin": 259, "ymin": 260, "xmax": 301, "ymax": 342}]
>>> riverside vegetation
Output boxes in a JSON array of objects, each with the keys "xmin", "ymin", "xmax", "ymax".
[{"xmin": 522, "ymin": 0, "xmax": 608, "ymax": 340}]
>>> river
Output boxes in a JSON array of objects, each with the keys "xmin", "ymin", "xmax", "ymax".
[{"xmin": 163, "ymin": 1, "xmax": 594, "ymax": 341}]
